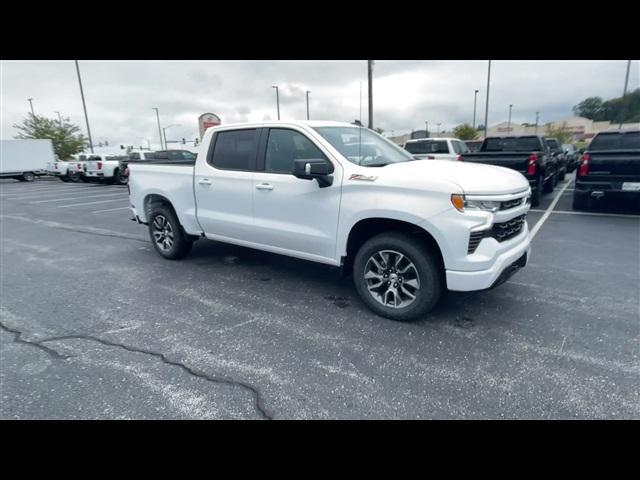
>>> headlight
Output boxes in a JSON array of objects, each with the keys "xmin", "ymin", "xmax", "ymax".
[{"xmin": 450, "ymin": 194, "xmax": 500, "ymax": 213}]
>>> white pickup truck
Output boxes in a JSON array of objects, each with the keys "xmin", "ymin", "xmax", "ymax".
[
  {"xmin": 404, "ymin": 137, "xmax": 470, "ymax": 161},
  {"xmin": 84, "ymin": 154, "xmax": 129, "ymax": 184},
  {"xmin": 128, "ymin": 121, "xmax": 532, "ymax": 321}
]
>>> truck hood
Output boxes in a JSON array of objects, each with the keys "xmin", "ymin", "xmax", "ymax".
[{"xmin": 378, "ymin": 159, "xmax": 530, "ymax": 195}]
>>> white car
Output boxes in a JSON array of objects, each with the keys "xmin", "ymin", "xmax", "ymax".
[
  {"xmin": 84, "ymin": 154, "xmax": 129, "ymax": 184},
  {"xmin": 403, "ymin": 137, "xmax": 470, "ymax": 161},
  {"xmin": 128, "ymin": 121, "xmax": 531, "ymax": 321}
]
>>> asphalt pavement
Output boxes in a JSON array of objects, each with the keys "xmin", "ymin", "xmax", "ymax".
[{"xmin": 1, "ymin": 174, "xmax": 638, "ymax": 419}]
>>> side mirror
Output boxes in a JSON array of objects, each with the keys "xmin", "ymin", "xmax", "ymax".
[{"xmin": 293, "ymin": 159, "xmax": 334, "ymax": 188}]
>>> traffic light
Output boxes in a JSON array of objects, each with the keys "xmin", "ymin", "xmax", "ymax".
[{"xmin": 120, "ymin": 145, "xmax": 125, "ymax": 149}]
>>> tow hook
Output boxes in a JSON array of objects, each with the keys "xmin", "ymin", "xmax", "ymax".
[{"xmin": 590, "ymin": 191, "xmax": 605, "ymax": 199}]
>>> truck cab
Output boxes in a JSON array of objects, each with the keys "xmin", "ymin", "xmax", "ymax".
[{"xmin": 403, "ymin": 137, "xmax": 469, "ymax": 161}]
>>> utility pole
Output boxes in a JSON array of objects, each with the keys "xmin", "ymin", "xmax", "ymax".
[
  {"xmin": 507, "ymin": 104, "xmax": 513, "ymax": 136},
  {"xmin": 75, "ymin": 60, "xmax": 94, "ymax": 153},
  {"xmin": 535, "ymin": 111, "xmax": 539, "ymax": 135},
  {"xmin": 152, "ymin": 107, "xmax": 163, "ymax": 149},
  {"xmin": 367, "ymin": 60, "xmax": 374, "ymax": 129},
  {"xmin": 437, "ymin": 123, "xmax": 441, "ymax": 137},
  {"xmin": 272, "ymin": 86, "xmax": 280, "ymax": 120},
  {"xmin": 483, "ymin": 60, "xmax": 492, "ymax": 139},
  {"xmin": 27, "ymin": 98, "xmax": 34, "ymax": 115},
  {"xmin": 306, "ymin": 90, "xmax": 310, "ymax": 120},
  {"xmin": 473, "ymin": 90, "xmax": 479, "ymax": 129},
  {"xmin": 618, "ymin": 60, "xmax": 632, "ymax": 129},
  {"xmin": 425, "ymin": 121, "xmax": 429, "ymax": 138}
]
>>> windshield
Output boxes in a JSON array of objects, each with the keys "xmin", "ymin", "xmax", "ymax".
[
  {"xmin": 546, "ymin": 139, "xmax": 559, "ymax": 149},
  {"xmin": 484, "ymin": 137, "xmax": 543, "ymax": 152},
  {"xmin": 405, "ymin": 140, "xmax": 449, "ymax": 155},
  {"xmin": 313, "ymin": 126, "xmax": 414, "ymax": 167}
]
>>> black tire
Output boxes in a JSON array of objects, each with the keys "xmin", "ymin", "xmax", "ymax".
[
  {"xmin": 22, "ymin": 172, "xmax": 35, "ymax": 182},
  {"xmin": 147, "ymin": 205, "xmax": 193, "ymax": 260},
  {"xmin": 543, "ymin": 171, "xmax": 555, "ymax": 193},
  {"xmin": 114, "ymin": 168, "xmax": 128, "ymax": 185},
  {"xmin": 59, "ymin": 176, "xmax": 70, "ymax": 182},
  {"xmin": 572, "ymin": 191, "xmax": 591, "ymax": 211},
  {"xmin": 79, "ymin": 175, "xmax": 92, "ymax": 183},
  {"xmin": 558, "ymin": 167, "xmax": 566, "ymax": 182},
  {"xmin": 531, "ymin": 176, "xmax": 542, "ymax": 207},
  {"xmin": 352, "ymin": 232, "xmax": 442, "ymax": 322},
  {"xmin": 68, "ymin": 172, "xmax": 81, "ymax": 183}
]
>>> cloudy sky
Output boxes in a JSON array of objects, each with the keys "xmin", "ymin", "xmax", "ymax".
[{"xmin": 1, "ymin": 60, "xmax": 637, "ymax": 148}]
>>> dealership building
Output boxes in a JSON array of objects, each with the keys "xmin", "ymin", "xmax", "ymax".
[{"xmin": 389, "ymin": 116, "xmax": 639, "ymax": 146}]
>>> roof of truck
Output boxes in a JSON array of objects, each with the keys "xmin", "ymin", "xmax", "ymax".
[{"xmin": 209, "ymin": 120, "xmax": 357, "ymax": 129}]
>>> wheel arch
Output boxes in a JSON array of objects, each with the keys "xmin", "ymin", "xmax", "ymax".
[{"xmin": 341, "ymin": 217, "xmax": 445, "ymax": 279}]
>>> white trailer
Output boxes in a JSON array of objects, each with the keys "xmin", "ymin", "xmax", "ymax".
[{"xmin": 0, "ymin": 139, "xmax": 55, "ymax": 181}]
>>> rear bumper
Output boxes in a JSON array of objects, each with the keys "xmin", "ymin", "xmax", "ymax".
[
  {"xmin": 85, "ymin": 171, "xmax": 106, "ymax": 177},
  {"xmin": 446, "ymin": 234, "xmax": 531, "ymax": 291}
]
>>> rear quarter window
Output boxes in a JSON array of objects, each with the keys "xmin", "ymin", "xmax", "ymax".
[
  {"xmin": 209, "ymin": 129, "xmax": 258, "ymax": 170},
  {"xmin": 588, "ymin": 133, "xmax": 640, "ymax": 150}
]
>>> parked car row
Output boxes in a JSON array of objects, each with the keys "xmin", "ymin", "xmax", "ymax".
[{"xmin": 46, "ymin": 149, "xmax": 197, "ymax": 185}]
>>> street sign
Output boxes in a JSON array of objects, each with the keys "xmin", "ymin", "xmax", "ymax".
[{"xmin": 198, "ymin": 113, "xmax": 221, "ymax": 139}]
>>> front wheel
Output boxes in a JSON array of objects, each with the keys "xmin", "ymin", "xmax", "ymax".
[
  {"xmin": 353, "ymin": 232, "xmax": 442, "ymax": 322},
  {"xmin": 148, "ymin": 205, "xmax": 193, "ymax": 260}
]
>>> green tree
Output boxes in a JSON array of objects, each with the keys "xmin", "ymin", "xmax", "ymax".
[
  {"xmin": 572, "ymin": 96, "xmax": 604, "ymax": 120},
  {"xmin": 452, "ymin": 123, "xmax": 479, "ymax": 140},
  {"xmin": 374, "ymin": 127, "xmax": 384, "ymax": 134},
  {"xmin": 13, "ymin": 113, "xmax": 87, "ymax": 160},
  {"xmin": 545, "ymin": 121, "xmax": 573, "ymax": 144}
]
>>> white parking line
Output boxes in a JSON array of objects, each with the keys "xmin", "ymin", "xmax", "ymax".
[
  {"xmin": 56, "ymin": 198, "xmax": 129, "ymax": 208},
  {"xmin": 92, "ymin": 206, "xmax": 131, "ymax": 214},
  {"xmin": 28, "ymin": 192, "xmax": 125, "ymax": 204},
  {"xmin": 529, "ymin": 180, "xmax": 572, "ymax": 239},
  {"xmin": 530, "ymin": 209, "xmax": 640, "ymax": 219},
  {"xmin": 0, "ymin": 186, "xmax": 110, "ymax": 198}
]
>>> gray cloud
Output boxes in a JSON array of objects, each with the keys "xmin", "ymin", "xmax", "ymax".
[{"xmin": 1, "ymin": 60, "xmax": 637, "ymax": 146}]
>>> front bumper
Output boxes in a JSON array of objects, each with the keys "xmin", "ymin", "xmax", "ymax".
[{"xmin": 446, "ymin": 232, "xmax": 531, "ymax": 291}]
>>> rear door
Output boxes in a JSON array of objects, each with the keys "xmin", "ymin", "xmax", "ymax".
[
  {"xmin": 194, "ymin": 128, "xmax": 258, "ymax": 241},
  {"xmin": 251, "ymin": 127, "xmax": 342, "ymax": 262}
]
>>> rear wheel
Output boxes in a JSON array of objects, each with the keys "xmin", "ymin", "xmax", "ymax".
[
  {"xmin": 22, "ymin": 172, "xmax": 35, "ymax": 182},
  {"xmin": 531, "ymin": 176, "xmax": 542, "ymax": 207},
  {"xmin": 59, "ymin": 176, "xmax": 70, "ymax": 182},
  {"xmin": 148, "ymin": 205, "xmax": 193, "ymax": 260},
  {"xmin": 353, "ymin": 232, "xmax": 442, "ymax": 322},
  {"xmin": 115, "ymin": 168, "xmax": 128, "ymax": 185},
  {"xmin": 68, "ymin": 171, "xmax": 81, "ymax": 182},
  {"xmin": 543, "ymin": 171, "xmax": 555, "ymax": 193},
  {"xmin": 79, "ymin": 175, "xmax": 92, "ymax": 183}
]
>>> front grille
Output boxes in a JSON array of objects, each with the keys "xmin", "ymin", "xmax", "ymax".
[
  {"xmin": 492, "ymin": 214, "xmax": 526, "ymax": 242},
  {"xmin": 499, "ymin": 198, "xmax": 523, "ymax": 210},
  {"xmin": 468, "ymin": 214, "xmax": 527, "ymax": 254}
]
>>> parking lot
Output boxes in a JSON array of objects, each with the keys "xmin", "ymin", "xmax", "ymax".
[{"xmin": 1, "ymin": 174, "xmax": 638, "ymax": 419}]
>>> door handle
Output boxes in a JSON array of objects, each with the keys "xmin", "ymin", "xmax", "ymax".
[
  {"xmin": 198, "ymin": 179, "xmax": 212, "ymax": 185},
  {"xmin": 255, "ymin": 183, "xmax": 274, "ymax": 191}
]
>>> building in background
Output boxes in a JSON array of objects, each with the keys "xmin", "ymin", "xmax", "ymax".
[{"xmin": 484, "ymin": 116, "xmax": 640, "ymax": 141}]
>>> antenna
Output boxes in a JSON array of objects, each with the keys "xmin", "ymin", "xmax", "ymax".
[{"xmin": 359, "ymin": 81, "xmax": 362, "ymax": 124}]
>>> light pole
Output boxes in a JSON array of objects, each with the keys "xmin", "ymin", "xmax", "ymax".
[
  {"xmin": 272, "ymin": 86, "xmax": 280, "ymax": 120},
  {"xmin": 163, "ymin": 124, "xmax": 181, "ymax": 149},
  {"xmin": 367, "ymin": 60, "xmax": 374, "ymax": 129},
  {"xmin": 74, "ymin": 61, "xmax": 94, "ymax": 153},
  {"xmin": 152, "ymin": 107, "xmax": 163, "ymax": 149},
  {"xmin": 27, "ymin": 98, "xmax": 34, "ymax": 115},
  {"xmin": 437, "ymin": 123, "xmax": 441, "ymax": 137},
  {"xmin": 507, "ymin": 104, "xmax": 513, "ymax": 136},
  {"xmin": 473, "ymin": 90, "xmax": 479, "ymax": 129},
  {"xmin": 306, "ymin": 90, "xmax": 311, "ymax": 120},
  {"xmin": 425, "ymin": 121, "xmax": 429, "ymax": 138},
  {"xmin": 618, "ymin": 60, "xmax": 632, "ymax": 128},
  {"xmin": 55, "ymin": 111, "xmax": 62, "ymax": 126},
  {"xmin": 535, "ymin": 111, "xmax": 540, "ymax": 135},
  {"xmin": 483, "ymin": 60, "xmax": 492, "ymax": 139}
]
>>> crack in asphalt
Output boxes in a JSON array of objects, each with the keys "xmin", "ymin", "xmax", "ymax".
[
  {"xmin": 0, "ymin": 322, "xmax": 72, "ymax": 360},
  {"xmin": 0, "ymin": 321, "xmax": 273, "ymax": 420}
]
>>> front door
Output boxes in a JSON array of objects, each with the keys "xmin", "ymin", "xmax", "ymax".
[{"xmin": 251, "ymin": 127, "xmax": 342, "ymax": 263}]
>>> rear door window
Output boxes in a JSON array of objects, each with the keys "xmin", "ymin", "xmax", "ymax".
[
  {"xmin": 210, "ymin": 129, "xmax": 258, "ymax": 170},
  {"xmin": 405, "ymin": 140, "xmax": 449, "ymax": 154}
]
